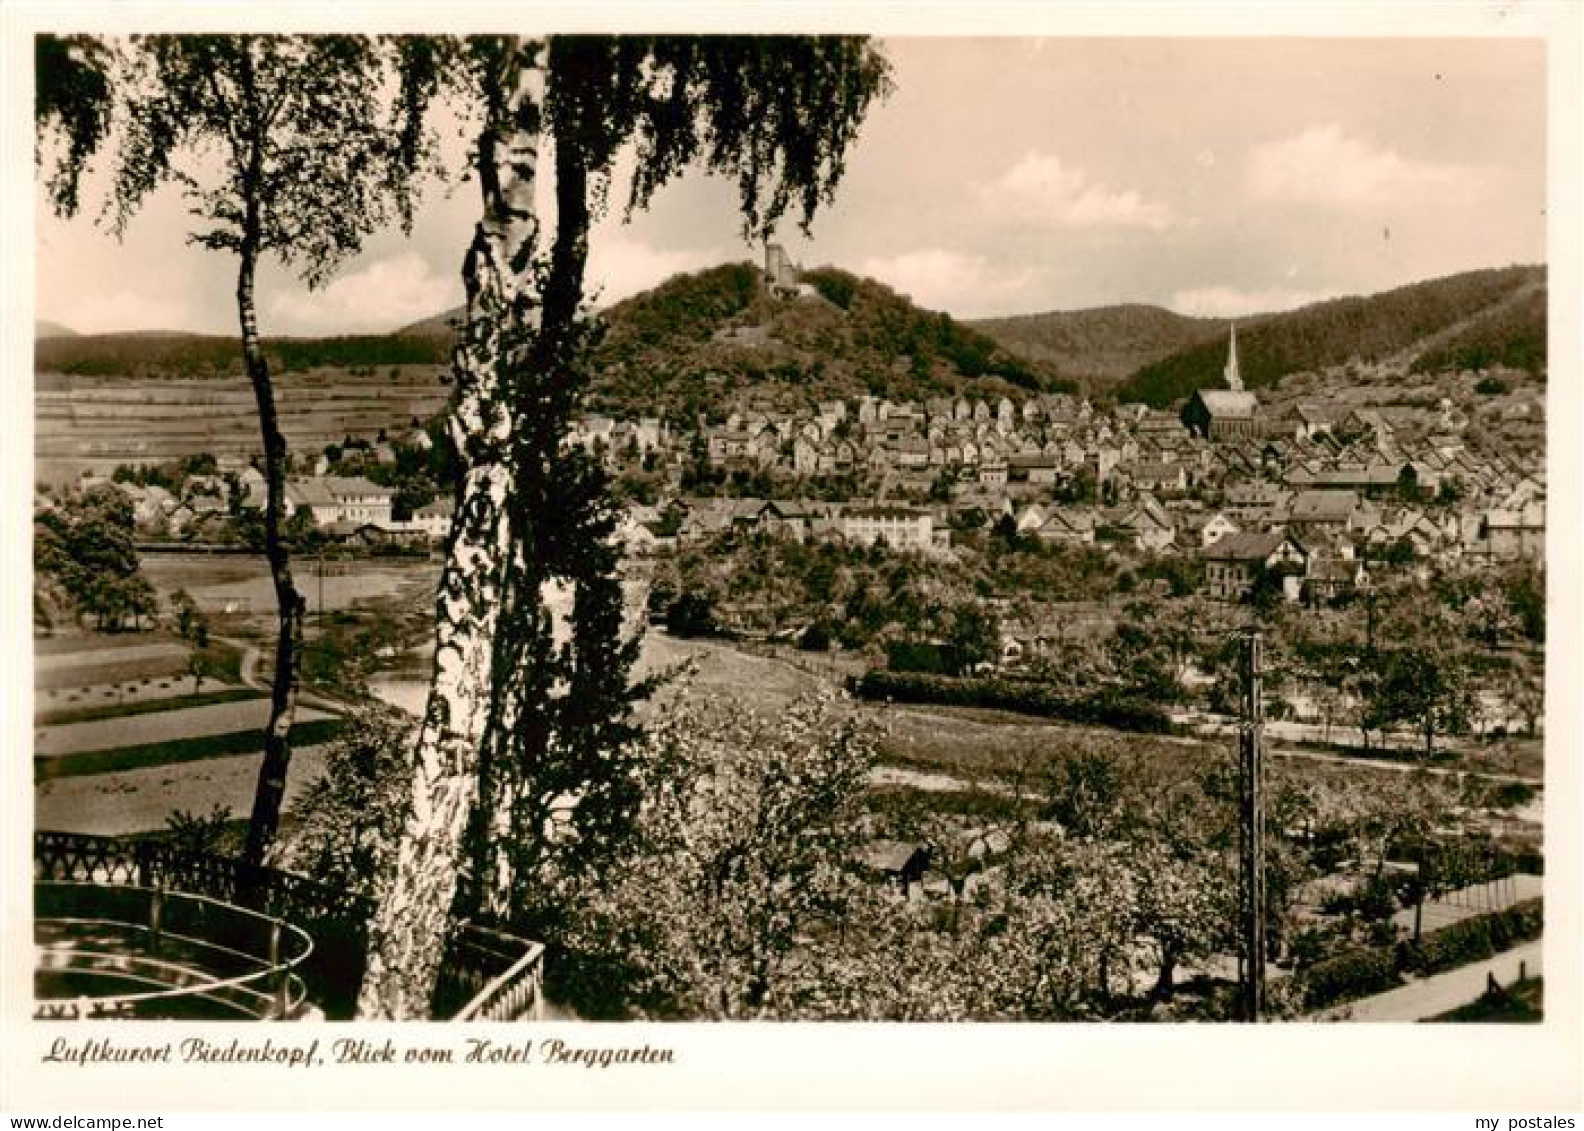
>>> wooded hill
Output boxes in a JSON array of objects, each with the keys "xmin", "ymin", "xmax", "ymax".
[
  {"xmin": 35, "ymin": 330, "xmax": 450, "ymax": 380},
  {"xmin": 402, "ymin": 263, "xmax": 1077, "ymax": 417},
  {"xmin": 1110, "ymin": 264, "xmax": 1546, "ymax": 408},
  {"xmin": 577, "ymin": 262, "xmax": 1074, "ymax": 419},
  {"xmin": 966, "ymin": 304, "xmax": 1227, "ymax": 383}
]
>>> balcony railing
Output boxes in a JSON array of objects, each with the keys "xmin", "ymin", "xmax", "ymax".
[
  {"xmin": 36, "ymin": 882, "xmax": 313, "ymax": 1020},
  {"xmin": 438, "ymin": 921, "xmax": 547, "ymax": 1022},
  {"xmin": 35, "ymin": 831, "xmax": 544, "ymax": 1021}
]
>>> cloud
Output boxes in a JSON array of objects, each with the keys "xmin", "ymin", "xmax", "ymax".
[
  {"xmin": 584, "ymin": 234, "xmax": 725, "ymax": 308},
  {"xmin": 266, "ymin": 252, "xmax": 460, "ymax": 336},
  {"xmin": 980, "ymin": 152, "xmax": 1176, "ymax": 231},
  {"xmin": 40, "ymin": 289, "xmax": 192, "ymax": 336},
  {"xmin": 256, "ymin": 236, "xmax": 725, "ymax": 334},
  {"xmin": 1245, "ymin": 124, "xmax": 1482, "ymax": 208},
  {"xmin": 859, "ymin": 249, "xmax": 1037, "ymax": 317},
  {"xmin": 1170, "ymin": 285, "xmax": 1338, "ymax": 319}
]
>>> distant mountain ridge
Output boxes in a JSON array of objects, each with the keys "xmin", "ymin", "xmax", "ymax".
[
  {"xmin": 36, "ymin": 261, "xmax": 1545, "ymax": 418},
  {"xmin": 1111, "ymin": 264, "xmax": 1545, "ymax": 408},
  {"xmin": 35, "ymin": 320, "xmax": 78, "ymax": 340},
  {"xmin": 35, "ymin": 329, "xmax": 449, "ymax": 380},
  {"xmin": 966, "ymin": 304, "xmax": 1231, "ymax": 383},
  {"xmin": 394, "ymin": 309, "xmax": 463, "ymax": 339}
]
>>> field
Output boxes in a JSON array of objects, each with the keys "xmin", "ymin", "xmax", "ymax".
[
  {"xmin": 34, "ymin": 368, "xmax": 449, "ymax": 487},
  {"xmin": 35, "ymin": 634, "xmax": 242, "ymax": 697},
  {"xmin": 37, "ymin": 719, "xmax": 345, "ymax": 780},
  {"xmin": 35, "ymin": 745, "xmax": 333, "ymax": 837},
  {"xmin": 33, "ymin": 617, "xmax": 340, "ymax": 832},
  {"xmin": 32, "ymin": 552, "xmax": 437, "ymax": 838},
  {"xmin": 141, "ymin": 553, "xmax": 439, "ymax": 620},
  {"xmin": 36, "ymin": 639, "xmax": 188, "ymax": 689},
  {"xmin": 636, "ymin": 631, "xmax": 826, "ymax": 708},
  {"xmin": 36, "ymin": 633, "xmax": 187, "ymax": 658},
  {"xmin": 36, "ymin": 687, "xmax": 263, "ymax": 727},
  {"xmin": 36, "ymin": 699, "xmax": 334, "ymax": 758}
]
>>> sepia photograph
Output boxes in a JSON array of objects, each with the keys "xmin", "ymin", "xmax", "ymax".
[{"xmin": 7, "ymin": 2, "xmax": 1582, "ymax": 1114}]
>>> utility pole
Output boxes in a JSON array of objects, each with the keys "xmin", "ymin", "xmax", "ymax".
[{"xmin": 1239, "ymin": 630, "xmax": 1266, "ymax": 1021}]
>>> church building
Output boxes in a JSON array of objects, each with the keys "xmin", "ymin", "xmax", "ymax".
[{"xmin": 1181, "ymin": 325, "xmax": 1261, "ymax": 440}]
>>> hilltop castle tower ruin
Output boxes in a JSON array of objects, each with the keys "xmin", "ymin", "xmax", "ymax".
[{"xmin": 764, "ymin": 242, "xmax": 804, "ymax": 298}]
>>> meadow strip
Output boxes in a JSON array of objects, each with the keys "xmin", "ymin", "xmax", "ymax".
[
  {"xmin": 35, "ymin": 718, "xmax": 344, "ymax": 780},
  {"xmin": 36, "ymin": 687, "xmax": 265, "ymax": 727}
]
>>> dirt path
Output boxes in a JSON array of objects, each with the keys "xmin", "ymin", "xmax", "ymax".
[
  {"xmin": 213, "ymin": 632, "xmax": 350, "ymax": 715},
  {"xmin": 1312, "ymin": 940, "xmax": 1544, "ymax": 1022},
  {"xmin": 1266, "ymin": 742, "xmax": 1542, "ymax": 787},
  {"xmin": 869, "ymin": 764, "xmax": 1019, "ymax": 795},
  {"xmin": 223, "ymin": 633, "xmax": 263, "ymax": 689}
]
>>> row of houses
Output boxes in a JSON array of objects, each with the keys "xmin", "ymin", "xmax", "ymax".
[
  {"xmin": 569, "ymin": 330, "xmax": 1536, "ymax": 531},
  {"xmin": 619, "ymin": 457, "xmax": 1543, "ymax": 606},
  {"xmin": 90, "ymin": 425, "xmax": 1541, "ymax": 571},
  {"xmin": 101, "ymin": 470, "xmax": 463, "ymax": 548},
  {"xmin": 627, "ymin": 497, "xmax": 949, "ymax": 555}
]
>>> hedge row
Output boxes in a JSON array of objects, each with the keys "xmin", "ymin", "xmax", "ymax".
[
  {"xmin": 1300, "ymin": 946, "xmax": 1402, "ymax": 1010},
  {"xmin": 1398, "ymin": 898, "xmax": 1543, "ymax": 976},
  {"xmin": 849, "ymin": 671, "xmax": 1174, "ymax": 734},
  {"xmin": 1299, "ymin": 897, "xmax": 1544, "ymax": 1011}
]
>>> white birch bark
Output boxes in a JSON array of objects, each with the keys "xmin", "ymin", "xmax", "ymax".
[{"xmin": 356, "ymin": 44, "xmax": 545, "ymax": 1019}]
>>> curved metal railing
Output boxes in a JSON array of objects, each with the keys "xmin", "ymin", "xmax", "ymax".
[
  {"xmin": 35, "ymin": 831, "xmax": 546, "ymax": 1021},
  {"xmin": 35, "ymin": 882, "xmax": 313, "ymax": 1020}
]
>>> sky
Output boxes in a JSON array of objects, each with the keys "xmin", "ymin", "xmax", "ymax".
[{"xmin": 34, "ymin": 36, "xmax": 1547, "ymax": 336}]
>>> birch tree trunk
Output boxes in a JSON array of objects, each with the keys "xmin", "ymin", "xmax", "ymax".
[
  {"xmin": 357, "ymin": 41, "xmax": 545, "ymax": 1019},
  {"xmin": 236, "ymin": 51, "xmax": 305, "ymax": 871},
  {"xmin": 461, "ymin": 118, "xmax": 592, "ymax": 922},
  {"xmin": 238, "ymin": 227, "xmax": 307, "ymax": 868}
]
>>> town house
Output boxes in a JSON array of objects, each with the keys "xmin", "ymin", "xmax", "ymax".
[
  {"xmin": 1203, "ymin": 529, "xmax": 1308, "ymax": 602},
  {"xmin": 285, "ymin": 476, "xmax": 396, "ymax": 529}
]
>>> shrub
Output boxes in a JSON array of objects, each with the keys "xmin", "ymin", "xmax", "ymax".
[
  {"xmin": 164, "ymin": 804, "xmax": 235, "ymax": 856},
  {"xmin": 1491, "ymin": 780, "xmax": 1536, "ymax": 809},
  {"xmin": 665, "ymin": 592, "xmax": 716, "ymax": 638},
  {"xmin": 1399, "ymin": 898, "xmax": 1542, "ymax": 975},
  {"xmin": 1299, "ymin": 945, "xmax": 1401, "ymax": 1010},
  {"xmin": 1512, "ymin": 849, "xmax": 1544, "ymax": 876},
  {"xmin": 885, "ymin": 640, "xmax": 956, "ymax": 675},
  {"xmin": 850, "ymin": 670, "xmax": 1173, "ymax": 733},
  {"xmin": 797, "ymin": 622, "xmax": 832, "ymax": 653},
  {"xmin": 1298, "ymin": 899, "xmax": 1543, "ymax": 1011},
  {"xmin": 804, "ymin": 269, "xmax": 856, "ymax": 310}
]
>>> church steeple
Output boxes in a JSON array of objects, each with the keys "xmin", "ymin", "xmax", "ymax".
[{"xmin": 1223, "ymin": 323, "xmax": 1243, "ymax": 391}]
